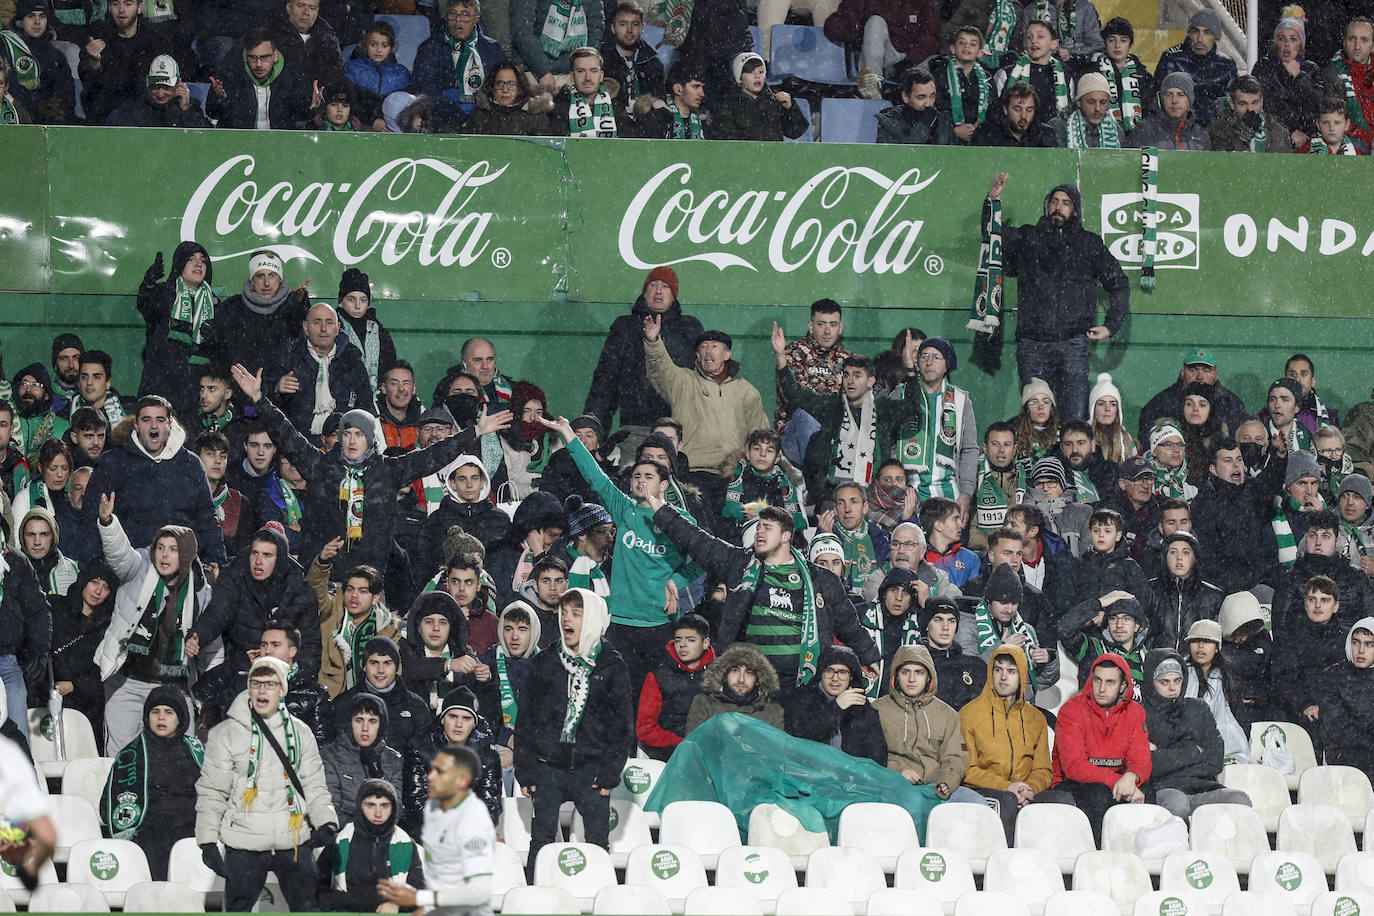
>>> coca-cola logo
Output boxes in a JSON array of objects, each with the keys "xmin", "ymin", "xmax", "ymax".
[
  {"xmin": 617, "ymin": 162, "xmax": 943, "ymax": 275},
  {"xmin": 180, "ymin": 155, "xmax": 508, "ymax": 268}
]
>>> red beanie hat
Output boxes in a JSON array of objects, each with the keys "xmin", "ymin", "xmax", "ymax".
[{"xmin": 643, "ymin": 266, "xmax": 679, "ymax": 301}]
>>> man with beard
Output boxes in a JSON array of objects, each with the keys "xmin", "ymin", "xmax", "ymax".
[
  {"xmin": 77, "ymin": 0, "xmax": 173, "ymax": 125},
  {"xmin": 11, "ymin": 363, "xmax": 68, "ymax": 456},
  {"xmin": 969, "ymin": 421, "xmax": 1023, "ymax": 552},
  {"xmin": 972, "ymin": 81, "xmax": 1058, "ymax": 146},
  {"xmin": 49, "ymin": 333, "xmax": 83, "ymax": 415},
  {"xmin": 773, "ymin": 299, "xmax": 855, "ymax": 465},
  {"xmin": 199, "ymin": 251, "xmax": 309, "ymax": 394},
  {"xmin": 1192, "ymin": 437, "xmax": 1288, "ymax": 596},
  {"xmin": 983, "ymin": 173, "xmax": 1129, "ymax": 420},
  {"xmin": 65, "ymin": 407, "xmax": 107, "ymax": 466},
  {"xmin": 1058, "ymin": 420, "xmax": 1115, "ymax": 503}
]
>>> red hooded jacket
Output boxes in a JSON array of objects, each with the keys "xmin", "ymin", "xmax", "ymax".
[{"xmin": 1051, "ymin": 653, "xmax": 1152, "ymax": 788}]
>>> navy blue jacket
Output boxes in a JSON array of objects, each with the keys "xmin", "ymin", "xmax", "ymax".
[
  {"xmin": 411, "ymin": 26, "xmax": 502, "ymax": 127},
  {"xmin": 264, "ymin": 335, "xmax": 374, "ymax": 436}
]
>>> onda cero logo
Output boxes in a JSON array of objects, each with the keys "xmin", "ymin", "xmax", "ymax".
[{"xmin": 1099, "ymin": 192, "xmax": 1201, "ymax": 270}]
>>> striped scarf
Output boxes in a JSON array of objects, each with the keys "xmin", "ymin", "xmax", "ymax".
[
  {"xmin": 168, "ymin": 277, "xmax": 215, "ymax": 361},
  {"xmin": 1066, "ymin": 108, "xmax": 1122, "ymax": 148},
  {"xmin": 1331, "ymin": 55, "xmax": 1370, "ymax": 132},
  {"xmin": 557, "ymin": 639, "xmax": 601, "ymax": 742},
  {"xmin": 740, "ymin": 548, "xmax": 820, "ymax": 686},
  {"xmin": 947, "ymin": 57, "xmax": 989, "ymax": 125},
  {"xmin": 1139, "ymin": 147, "xmax": 1160, "ymax": 290},
  {"xmin": 339, "ymin": 467, "xmax": 364, "ymax": 547},
  {"xmin": 966, "ymin": 197, "xmax": 1004, "ymax": 333},
  {"xmin": 244, "ymin": 701, "xmax": 306, "ymax": 847},
  {"xmin": 1034, "ymin": 0, "xmax": 1076, "ymax": 46},
  {"xmin": 1, "ymin": 30, "xmax": 38, "ymax": 90},
  {"xmin": 1009, "ymin": 55, "xmax": 1069, "ymax": 116},
  {"xmin": 981, "ymin": 0, "xmax": 1018, "ymax": 63},
  {"xmin": 1308, "ymin": 137, "xmax": 1358, "ymax": 154},
  {"xmin": 1271, "ymin": 495, "xmax": 1307, "ymax": 567},
  {"xmin": 974, "ymin": 599, "xmax": 1041, "ymax": 690},
  {"xmin": 1098, "ymin": 54, "xmax": 1141, "ymax": 130},
  {"xmin": 1148, "ymin": 451, "xmax": 1189, "ymax": 499}
]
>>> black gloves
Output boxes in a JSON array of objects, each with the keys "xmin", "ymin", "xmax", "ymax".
[
  {"xmin": 200, "ymin": 843, "xmax": 225, "ymax": 877},
  {"xmin": 143, "ymin": 251, "xmax": 164, "ymax": 287},
  {"xmin": 309, "ymin": 824, "xmax": 337, "ymax": 848}
]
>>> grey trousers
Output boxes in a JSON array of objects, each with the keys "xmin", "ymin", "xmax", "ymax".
[
  {"xmin": 104, "ymin": 675, "xmax": 193, "ymax": 755},
  {"xmin": 1156, "ymin": 787, "xmax": 1253, "ymax": 821}
]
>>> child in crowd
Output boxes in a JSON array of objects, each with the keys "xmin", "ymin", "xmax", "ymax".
[{"xmin": 722, "ymin": 428, "xmax": 805, "ymax": 539}]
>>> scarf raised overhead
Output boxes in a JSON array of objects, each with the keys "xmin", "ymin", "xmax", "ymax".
[
  {"xmin": 982, "ymin": 0, "xmax": 1018, "ymax": 63},
  {"xmin": 541, "ymin": 0, "xmax": 588, "ymax": 58},
  {"xmin": 967, "ymin": 197, "xmax": 1004, "ymax": 333}
]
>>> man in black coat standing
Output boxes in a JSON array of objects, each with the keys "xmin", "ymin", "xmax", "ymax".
[
  {"xmin": 985, "ymin": 172, "xmax": 1130, "ymax": 421},
  {"xmin": 270, "ymin": 0, "xmax": 343, "ymax": 89},
  {"xmin": 1192, "ymin": 437, "xmax": 1287, "ymax": 597}
]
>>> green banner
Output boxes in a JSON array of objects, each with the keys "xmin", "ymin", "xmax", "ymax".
[{"xmin": 5, "ymin": 126, "xmax": 1374, "ymax": 318}]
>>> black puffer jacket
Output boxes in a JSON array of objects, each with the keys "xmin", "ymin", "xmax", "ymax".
[
  {"xmin": 287, "ymin": 665, "xmax": 335, "ymax": 746},
  {"xmin": 0, "ymin": 546, "xmax": 51, "ymax": 689},
  {"xmin": 1192, "ymin": 457, "xmax": 1286, "ymax": 596},
  {"xmin": 781, "ymin": 645, "xmax": 887, "ymax": 765},
  {"xmin": 1141, "ymin": 649, "xmax": 1226, "ymax": 793},
  {"xmin": 1318, "ymin": 617, "xmax": 1374, "ymax": 773},
  {"xmin": 399, "ymin": 591, "xmax": 475, "ymax": 710},
  {"xmin": 1271, "ymin": 612, "xmax": 1347, "ymax": 720},
  {"xmin": 114, "ymin": 92, "xmax": 213, "ymax": 128},
  {"xmin": 136, "ymin": 241, "xmax": 215, "ymax": 413},
  {"xmin": 401, "ymin": 695, "xmax": 503, "ymax": 834},
  {"xmin": 1271, "ymin": 551, "xmax": 1374, "ymax": 638},
  {"xmin": 713, "ymin": 84, "xmax": 809, "ymax": 140},
  {"xmin": 321, "ymin": 692, "xmax": 405, "ymax": 826},
  {"xmin": 1148, "ymin": 568, "xmax": 1225, "ymax": 653},
  {"xmin": 1057, "ymin": 540, "xmax": 1152, "ymax": 618},
  {"xmin": 335, "ymin": 676, "xmax": 432, "ymax": 749},
  {"xmin": 49, "ymin": 559, "xmax": 117, "ymax": 736},
  {"xmin": 1000, "ymin": 183, "xmax": 1129, "ymax": 342},
  {"xmin": 199, "ymin": 289, "xmax": 311, "ymax": 384},
  {"xmin": 583, "ymin": 297, "xmax": 704, "ymax": 429}
]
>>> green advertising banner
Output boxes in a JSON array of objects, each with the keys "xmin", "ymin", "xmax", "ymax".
[{"xmin": 4, "ymin": 126, "xmax": 1374, "ymax": 317}]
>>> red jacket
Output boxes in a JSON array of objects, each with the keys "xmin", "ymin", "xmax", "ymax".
[
  {"xmin": 822, "ymin": 0, "xmax": 942, "ymax": 65},
  {"xmin": 1051, "ymin": 653, "xmax": 1153, "ymax": 788},
  {"xmin": 637, "ymin": 641, "xmax": 717, "ymax": 750}
]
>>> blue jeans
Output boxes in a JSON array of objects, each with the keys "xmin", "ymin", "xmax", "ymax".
[
  {"xmin": 781, "ymin": 409, "xmax": 821, "ymax": 467},
  {"xmin": 1017, "ymin": 337, "xmax": 1090, "ymax": 421},
  {"xmin": 0, "ymin": 655, "xmax": 27, "ymax": 736}
]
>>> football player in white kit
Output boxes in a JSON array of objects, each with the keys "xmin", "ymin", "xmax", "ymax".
[
  {"xmin": 378, "ymin": 744, "xmax": 494, "ymax": 916},
  {"xmin": 0, "ymin": 731, "xmax": 57, "ymax": 891}
]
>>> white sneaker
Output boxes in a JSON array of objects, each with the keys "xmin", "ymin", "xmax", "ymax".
[{"xmin": 857, "ymin": 67, "xmax": 881, "ymax": 100}]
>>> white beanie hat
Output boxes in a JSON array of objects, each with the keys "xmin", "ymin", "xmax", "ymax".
[
  {"xmin": 731, "ymin": 52, "xmax": 765, "ymax": 86},
  {"xmin": 1021, "ymin": 377, "xmax": 1055, "ymax": 407},
  {"xmin": 1075, "ymin": 71, "xmax": 1111, "ymax": 101},
  {"xmin": 248, "ymin": 250, "xmax": 284, "ymax": 279},
  {"xmin": 1089, "ymin": 372, "xmax": 1123, "ymax": 417}
]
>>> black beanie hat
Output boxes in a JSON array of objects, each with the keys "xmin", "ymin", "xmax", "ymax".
[
  {"xmin": 985, "ymin": 563, "xmax": 1023, "ymax": 605},
  {"xmin": 363, "ymin": 635, "xmax": 401, "ymax": 669},
  {"xmin": 919, "ymin": 595, "xmax": 961, "ymax": 632},
  {"xmin": 51, "ymin": 333, "xmax": 84, "ymax": 364},
  {"xmin": 338, "ymin": 268, "xmax": 371, "ymax": 302}
]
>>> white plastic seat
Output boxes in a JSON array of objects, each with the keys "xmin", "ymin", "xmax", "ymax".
[
  {"xmin": 984, "ymin": 848, "xmax": 1065, "ymax": 915},
  {"xmin": 1277, "ymin": 803, "xmax": 1358, "ymax": 873},
  {"xmin": 1219, "ymin": 891, "xmax": 1297, "ymax": 915},
  {"xmin": 122, "ymin": 880, "xmax": 206, "ymax": 913},
  {"xmin": 1132, "ymin": 889, "xmax": 1211, "ymax": 916},
  {"xmin": 715, "ymin": 845, "xmax": 797, "ymax": 910},
  {"xmin": 684, "ymin": 886, "xmax": 764, "ymax": 915},
  {"xmin": 805, "ymin": 846, "xmax": 886, "ymax": 915},
  {"xmin": 1189, "ymin": 803, "xmax": 1271, "ymax": 875},
  {"xmin": 533, "ymin": 842, "xmax": 619, "ymax": 910},
  {"xmin": 775, "ymin": 887, "xmax": 851, "ymax": 916},
  {"xmin": 0, "ymin": 888, "xmax": 12, "ymax": 912},
  {"xmin": 1301, "ymin": 766, "xmax": 1374, "ymax": 833},
  {"xmin": 27, "ymin": 707, "xmax": 100, "ymax": 779},
  {"xmin": 1367, "ymin": 811, "xmax": 1374, "ymax": 851},
  {"xmin": 26, "ymin": 883, "xmax": 110, "ymax": 913},
  {"xmin": 49, "ymin": 794, "xmax": 103, "ymax": 864},
  {"xmin": 503, "ymin": 795, "xmax": 537, "ymax": 854},
  {"xmin": 1101, "ymin": 804, "xmax": 1184, "ymax": 875},
  {"xmin": 166, "ymin": 836, "xmax": 222, "ymax": 906},
  {"xmin": 953, "ymin": 891, "xmax": 1033, "ymax": 916},
  {"xmin": 66, "ymin": 837, "xmax": 153, "ymax": 908},
  {"xmin": 1218, "ymin": 765, "xmax": 1291, "ymax": 832},
  {"xmin": 1247, "ymin": 850, "xmax": 1327, "ymax": 909},
  {"xmin": 864, "ymin": 888, "xmax": 943, "ymax": 916},
  {"xmin": 1311, "ymin": 890, "xmax": 1374, "ymax": 916},
  {"xmin": 624, "ymin": 844, "xmax": 708, "ymax": 913},
  {"xmin": 894, "ymin": 847, "xmax": 977, "ymax": 915},
  {"xmin": 252, "ymin": 881, "xmax": 287, "ymax": 911},
  {"xmin": 1070, "ymin": 851, "xmax": 1153, "ymax": 915},
  {"xmin": 1042, "ymin": 890, "xmax": 1124, "ymax": 916},
  {"xmin": 570, "ymin": 798, "xmax": 653, "ymax": 868},
  {"xmin": 59, "ymin": 757, "xmax": 114, "ymax": 816},
  {"xmin": 923, "ymin": 799, "xmax": 1007, "ymax": 874},
  {"xmin": 1014, "ymin": 803, "xmax": 1096, "ymax": 874},
  {"xmin": 749, "ymin": 804, "xmax": 830, "ymax": 869},
  {"xmin": 837, "ymin": 802, "xmax": 920, "ymax": 873},
  {"xmin": 1336, "ymin": 851, "xmax": 1374, "ymax": 894},
  {"xmin": 1160, "ymin": 850, "xmax": 1242, "ymax": 916},
  {"xmin": 612, "ymin": 758, "xmax": 667, "ymax": 827},
  {"xmin": 658, "ymin": 800, "xmax": 741, "ymax": 870},
  {"xmin": 0, "ymin": 856, "xmax": 57, "ymax": 907},
  {"xmin": 502, "ymin": 885, "xmax": 580, "ymax": 915},
  {"xmin": 492, "ymin": 841, "xmax": 527, "ymax": 910},
  {"xmin": 1249, "ymin": 721, "xmax": 1318, "ymax": 791},
  {"xmin": 592, "ymin": 884, "xmax": 673, "ymax": 915}
]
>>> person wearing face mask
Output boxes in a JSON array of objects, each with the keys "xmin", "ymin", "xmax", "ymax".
[
  {"xmin": 1192, "ymin": 436, "xmax": 1288, "ymax": 596},
  {"xmin": 229, "ymin": 363, "xmax": 511, "ymax": 582},
  {"xmin": 1023, "ymin": 456, "xmax": 1092, "ymax": 557},
  {"xmin": 1235, "ymin": 417, "xmax": 1276, "ymax": 476},
  {"xmin": 498, "ymin": 381, "xmax": 558, "ymax": 500}
]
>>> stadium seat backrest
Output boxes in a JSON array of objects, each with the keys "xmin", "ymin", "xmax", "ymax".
[
  {"xmin": 1042, "ymin": 890, "xmax": 1123, "ymax": 916},
  {"xmin": 984, "ymin": 848, "xmax": 1065, "ymax": 909},
  {"xmin": 122, "ymin": 880, "xmax": 206, "ymax": 913},
  {"xmin": 502, "ymin": 795, "xmax": 537, "ymax": 854},
  {"xmin": 26, "ymin": 883, "xmax": 109, "ymax": 914},
  {"xmin": 1336, "ymin": 850, "xmax": 1374, "ymax": 894},
  {"xmin": 785, "ymin": 97, "xmax": 813, "ymax": 142},
  {"xmin": 1311, "ymin": 889, "xmax": 1374, "ymax": 916},
  {"xmin": 865, "ymin": 887, "xmax": 943, "ymax": 916},
  {"xmin": 952, "ymin": 890, "xmax": 1033, "ymax": 915},
  {"xmin": 571, "ymin": 798, "xmax": 653, "ymax": 867},
  {"xmin": 1277, "ymin": 803, "xmax": 1358, "ymax": 872},
  {"xmin": 658, "ymin": 800, "xmax": 741, "ymax": 868},
  {"xmin": 167, "ymin": 836, "xmax": 223, "ymax": 899},
  {"xmin": 1299, "ymin": 766, "xmax": 1374, "ymax": 830},
  {"xmin": 684, "ymin": 885, "xmax": 765, "ymax": 915},
  {"xmin": 924, "ymin": 801, "xmax": 1007, "ymax": 873},
  {"xmin": 766, "ymin": 25, "xmax": 852, "ymax": 85},
  {"xmin": 837, "ymin": 802, "xmax": 920, "ymax": 872},
  {"xmin": 1189, "ymin": 802, "xmax": 1271, "ymax": 874},
  {"xmin": 1160, "ymin": 849, "xmax": 1242, "ymax": 912},
  {"xmin": 1014, "ymin": 803, "xmax": 1096, "ymax": 873},
  {"xmin": 1218, "ymin": 764, "xmax": 1291, "ymax": 831},
  {"xmin": 501, "ymin": 885, "xmax": 580, "ymax": 915},
  {"xmin": 49, "ymin": 795, "xmax": 103, "ymax": 863},
  {"xmin": 1101, "ymin": 804, "xmax": 1184, "ymax": 873},
  {"xmin": 60, "ymin": 758, "xmax": 114, "ymax": 816},
  {"xmin": 375, "ymin": 15, "xmax": 430, "ymax": 73},
  {"xmin": 1249, "ymin": 721, "xmax": 1318, "ymax": 790},
  {"xmin": 894, "ymin": 847, "xmax": 977, "ymax": 908},
  {"xmin": 715, "ymin": 845, "xmax": 798, "ymax": 903},
  {"xmin": 1071, "ymin": 850, "xmax": 1153, "ymax": 908},
  {"xmin": 1248, "ymin": 850, "xmax": 1327, "ymax": 906},
  {"xmin": 1131, "ymin": 888, "xmax": 1211, "ymax": 916},
  {"xmin": 0, "ymin": 857, "xmax": 58, "ymax": 907},
  {"xmin": 0, "ymin": 888, "xmax": 11, "ymax": 912},
  {"xmin": 818, "ymin": 98, "xmax": 887, "ymax": 144},
  {"xmin": 592, "ymin": 884, "xmax": 673, "ymax": 915},
  {"xmin": 748, "ymin": 803, "xmax": 830, "ymax": 866},
  {"xmin": 612, "ymin": 758, "xmax": 666, "ymax": 813},
  {"xmin": 491, "ymin": 841, "xmax": 527, "ymax": 909},
  {"xmin": 27, "ymin": 707, "xmax": 100, "ymax": 777},
  {"xmin": 1219, "ymin": 890, "xmax": 1297, "ymax": 915},
  {"xmin": 624, "ymin": 844, "xmax": 709, "ymax": 906},
  {"xmin": 776, "ymin": 886, "xmax": 852, "ymax": 916},
  {"xmin": 805, "ymin": 846, "xmax": 886, "ymax": 908},
  {"xmin": 67, "ymin": 838, "xmax": 152, "ymax": 908},
  {"xmin": 533, "ymin": 842, "xmax": 619, "ymax": 904}
]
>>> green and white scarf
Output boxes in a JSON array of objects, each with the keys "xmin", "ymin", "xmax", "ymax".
[
  {"xmin": 125, "ymin": 574, "xmax": 195, "ymax": 679},
  {"xmin": 966, "ymin": 197, "xmax": 1004, "ymax": 332},
  {"xmin": 835, "ymin": 522, "xmax": 878, "ymax": 585},
  {"xmin": 973, "ymin": 456, "xmax": 1025, "ymax": 534},
  {"xmin": 1010, "ymin": 55, "xmax": 1069, "ymax": 115},
  {"xmin": 332, "ymin": 823, "xmax": 415, "ymax": 890},
  {"xmin": 947, "ymin": 57, "xmax": 989, "ymax": 125},
  {"xmin": 1311, "ymin": 392, "xmax": 1336, "ymax": 425},
  {"xmin": 0, "ymin": 93, "xmax": 19, "ymax": 124},
  {"xmin": 145, "ymin": 0, "xmax": 176, "ymax": 23},
  {"xmin": 1309, "ymin": 137, "xmax": 1359, "ymax": 154},
  {"xmin": 1147, "ymin": 450, "xmax": 1189, "ymax": 499},
  {"xmin": 859, "ymin": 601, "xmax": 922, "ymax": 697},
  {"xmin": 1, "ymin": 30, "xmax": 38, "ymax": 91},
  {"xmin": 1139, "ymin": 147, "xmax": 1159, "ymax": 291},
  {"xmin": 739, "ymin": 547, "xmax": 820, "ymax": 686},
  {"xmin": 1071, "ymin": 469, "xmax": 1099, "ymax": 503},
  {"xmin": 1268, "ymin": 418, "xmax": 1313, "ymax": 455},
  {"xmin": 339, "ymin": 314, "xmax": 383, "ymax": 394},
  {"xmin": 557, "ymin": 638, "xmax": 601, "ymax": 741},
  {"xmin": 540, "ymin": 0, "xmax": 588, "ymax": 58},
  {"xmin": 982, "ymin": 0, "xmax": 1018, "ymax": 64},
  {"xmin": 722, "ymin": 459, "xmax": 803, "ymax": 527},
  {"xmin": 568, "ymin": 89, "xmax": 617, "ymax": 137},
  {"xmin": 830, "ymin": 392, "xmax": 877, "ymax": 486},
  {"xmin": 496, "ymin": 642, "xmax": 535, "ymax": 729},
  {"xmin": 278, "ymin": 477, "xmax": 302, "ymax": 526},
  {"xmin": 1066, "ymin": 107, "xmax": 1122, "ymax": 148},
  {"xmin": 200, "ymin": 406, "xmax": 233, "ymax": 431},
  {"xmin": 898, "ymin": 381, "xmax": 963, "ymax": 501},
  {"xmin": 1098, "ymin": 54, "xmax": 1142, "ymax": 129},
  {"xmin": 1034, "ymin": 0, "xmax": 1076, "ymax": 46},
  {"xmin": 671, "ymin": 104, "xmax": 703, "ymax": 139},
  {"xmin": 567, "ymin": 546, "xmax": 610, "ymax": 596},
  {"xmin": 244, "ymin": 701, "xmax": 306, "ymax": 846},
  {"xmin": 168, "ymin": 276, "xmax": 215, "ymax": 361},
  {"xmin": 1271, "ymin": 494, "xmax": 1308, "ymax": 567},
  {"xmin": 105, "ymin": 730, "xmax": 204, "ymax": 838},
  {"xmin": 442, "ymin": 30, "xmax": 486, "ymax": 102},
  {"xmin": 321, "ymin": 119, "xmax": 355, "ymax": 131},
  {"xmin": 211, "ymin": 485, "xmax": 228, "ymax": 521},
  {"xmin": 1331, "ymin": 55, "xmax": 1370, "ymax": 133},
  {"xmin": 974, "ymin": 599, "xmax": 1041, "ymax": 690},
  {"xmin": 340, "ymin": 466, "xmax": 364, "ymax": 547},
  {"xmin": 1245, "ymin": 113, "xmax": 1268, "ymax": 152},
  {"xmin": 339, "ymin": 609, "xmax": 379, "ymax": 689}
]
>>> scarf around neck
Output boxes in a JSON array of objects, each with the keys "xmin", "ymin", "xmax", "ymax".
[
  {"xmin": 339, "ymin": 608, "xmax": 380, "ymax": 689},
  {"xmin": 1067, "ymin": 107, "xmax": 1122, "ymax": 148},
  {"xmin": 169, "ymin": 277, "xmax": 215, "ymax": 361},
  {"xmin": 860, "ymin": 603, "xmax": 921, "ymax": 697},
  {"xmin": 1010, "ymin": 55, "xmax": 1069, "ymax": 115},
  {"xmin": 127, "ymin": 570, "xmax": 196, "ymax": 679},
  {"xmin": 1309, "ymin": 136, "xmax": 1359, "ymax": 154},
  {"xmin": 1271, "ymin": 494, "xmax": 1308, "ymax": 567},
  {"xmin": 568, "ymin": 89, "xmax": 616, "ymax": 137},
  {"xmin": 244, "ymin": 701, "xmax": 306, "ymax": 847},
  {"xmin": 740, "ymin": 547, "xmax": 820, "ymax": 686},
  {"xmin": 1332, "ymin": 55, "xmax": 1371, "ymax": 131},
  {"xmin": 974, "ymin": 456, "xmax": 1025, "ymax": 533},
  {"xmin": 557, "ymin": 638, "xmax": 601, "ymax": 741},
  {"xmin": 442, "ymin": 30, "xmax": 485, "ymax": 102},
  {"xmin": 307, "ymin": 343, "xmax": 337, "ymax": 435},
  {"xmin": 671, "ymin": 103, "xmax": 703, "ymax": 138},
  {"xmin": 975, "ymin": 599, "xmax": 1041, "ymax": 689},
  {"xmin": 338, "ymin": 313, "xmax": 382, "ymax": 392},
  {"xmin": 723, "ymin": 458, "xmax": 802, "ymax": 526},
  {"xmin": 105, "ymin": 730, "xmax": 204, "ymax": 838},
  {"xmin": 832, "ymin": 392, "xmax": 877, "ymax": 486},
  {"xmin": 1147, "ymin": 450, "xmax": 1189, "ymax": 499},
  {"xmin": 1097, "ymin": 54, "xmax": 1141, "ymax": 130},
  {"xmin": 948, "ymin": 57, "xmax": 989, "ymax": 125},
  {"xmin": 496, "ymin": 641, "xmax": 535, "ymax": 729}
]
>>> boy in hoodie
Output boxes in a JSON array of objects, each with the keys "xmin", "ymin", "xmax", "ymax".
[
  {"xmin": 1272, "ymin": 575, "xmax": 1349, "ymax": 748},
  {"xmin": 875, "ymin": 644, "xmax": 980, "ymax": 805},
  {"xmin": 1219, "ymin": 591, "xmax": 1277, "ymax": 729},
  {"xmin": 402, "ymin": 687, "xmax": 503, "ymax": 834},
  {"xmin": 336, "ymin": 636, "xmax": 431, "ymax": 747},
  {"xmin": 437, "ymin": 554, "xmax": 501, "ymax": 656},
  {"xmin": 324, "ymin": 778, "xmax": 425, "ymax": 913},
  {"xmin": 920, "ymin": 596, "xmax": 985, "ymax": 709},
  {"xmin": 685, "ymin": 642, "xmax": 785, "ymax": 733},
  {"xmin": 475, "ymin": 601, "xmax": 541, "ymax": 786},
  {"xmin": 102, "ymin": 685, "xmax": 203, "ymax": 879},
  {"xmin": 399, "ymin": 591, "xmax": 477, "ymax": 714},
  {"xmin": 636, "ymin": 612, "xmax": 715, "ymax": 760},
  {"xmin": 1061, "ymin": 589, "xmax": 1150, "ymax": 689},
  {"xmin": 782, "ymin": 645, "xmax": 887, "ymax": 765},
  {"xmin": 861, "ymin": 566, "xmax": 924, "ymax": 696},
  {"xmin": 484, "ymin": 491, "xmax": 566, "ymax": 609},
  {"xmin": 321, "ymin": 693, "xmax": 404, "ymax": 825},
  {"xmin": 1317, "ymin": 617, "xmax": 1374, "ymax": 779},
  {"xmin": 515, "ymin": 587, "xmax": 633, "ymax": 873},
  {"xmin": 1051, "ymin": 653, "xmax": 1153, "ymax": 843},
  {"xmin": 960, "ymin": 647, "xmax": 1054, "ymax": 842},
  {"xmin": 1142, "ymin": 648, "xmax": 1252, "ymax": 821}
]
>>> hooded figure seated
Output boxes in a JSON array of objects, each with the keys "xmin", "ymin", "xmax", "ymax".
[
  {"xmin": 321, "ymin": 692, "xmax": 405, "ymax": 825},
  {"xmin": 321, "ymin": 778, "xmax": 426, "ymax": 913},
  {"xmin": 874, "ymin": 644, "xmax": 981, "ymax": 805},
  {"xmin": 781, "ymin": 645, "xmax": 887, "ymax": 765}
]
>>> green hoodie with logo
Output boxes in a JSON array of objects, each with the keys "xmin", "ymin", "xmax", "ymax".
[{"xmin": 568, "ymin": 438, "xmax": 701, "ymax": 627}]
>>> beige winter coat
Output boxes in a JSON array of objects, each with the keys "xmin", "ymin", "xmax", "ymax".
[
  {"xmin": 873, "ymin": 644, "xmax": 969, "ymax": 788},
  {"xmin": 644, "ymin": 336, "xmax": 769, "ymax": 474}
]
